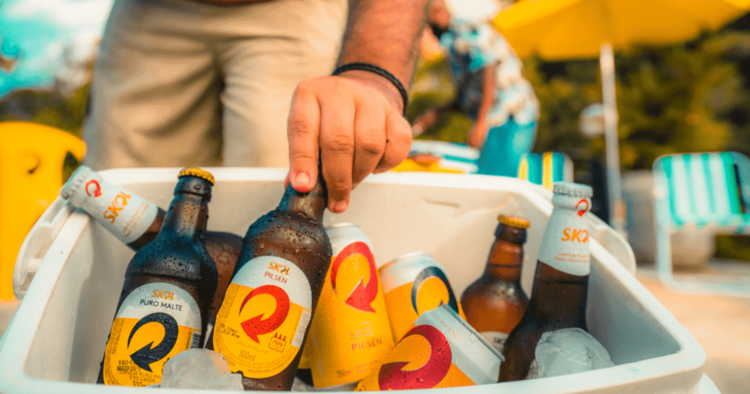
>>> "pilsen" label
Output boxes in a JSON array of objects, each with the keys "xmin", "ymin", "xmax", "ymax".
[{"xmin": 214, "ymin": 256, "xmax": 312, "ymax": 379}]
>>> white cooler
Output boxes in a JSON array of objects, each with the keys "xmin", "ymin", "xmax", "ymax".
[{"xmin": 0, "ymin": 169, "xmax": 717, "ymax": 393}]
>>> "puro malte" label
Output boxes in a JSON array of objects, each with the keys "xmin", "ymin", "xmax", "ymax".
[{"xmin": 102, "ymin": 283, "xmax": 202, "ymax": 386}]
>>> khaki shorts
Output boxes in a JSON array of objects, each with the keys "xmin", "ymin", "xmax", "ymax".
[{"xmin": 83, "ymin": 0, "xmax": 347, "ymax": 170}]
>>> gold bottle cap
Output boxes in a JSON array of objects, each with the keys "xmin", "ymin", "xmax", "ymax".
[
  {"xmin": 178, "ymin": 167, "xmax": 215, "ymax": 185},
  {"xmin": 497, "ymin": 215, "xmax": 530, "ymax": 229}
]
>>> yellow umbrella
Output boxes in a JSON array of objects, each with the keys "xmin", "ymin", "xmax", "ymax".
[
  {"xmin": 492, "ymin": 0, "xmax": 750, "ymax": 236},
  {"xmin": 493, "ymin": 0, "xmax": 750, "ymax": 60}
]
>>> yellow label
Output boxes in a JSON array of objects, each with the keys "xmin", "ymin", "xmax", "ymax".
[
  {"xmin": 307, "ymin": 240, "xmax": 394, "ymax": 388},
  {"xmin": 214, "ymin": 256, "xmax": 312, "ymax": 379},
  {"xmin": 355, "ymin": 324, "xmax": 474, "ymax": 391},
  {"xmin": 102, "ymin": 283, "xmax": 202, "ymax": 386},
  {"xmin": 384, "ymin": 277, "xmax": 466, "ymax": 342}
]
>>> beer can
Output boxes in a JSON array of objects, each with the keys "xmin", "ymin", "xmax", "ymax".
[
  {"xmin": 355, "ymin": 303, "xmax": 503, "ymax": 391},
  {"xmin": 379, "ymin": 252, "xmax": 465, "ymax": 341},
  {"xmin": 306, "ymin": 223, "xmax": 395, "ymax": 388}
]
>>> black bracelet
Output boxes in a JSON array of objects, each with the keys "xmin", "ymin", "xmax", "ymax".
[{"xmin": 332, "ymin": 63, "xmax": 408, "ymax": 115}]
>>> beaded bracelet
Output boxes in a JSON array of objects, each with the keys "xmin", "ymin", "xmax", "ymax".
[{"xmin": 332, "ymin": 63, "xmax": 408, "ymax": 115}]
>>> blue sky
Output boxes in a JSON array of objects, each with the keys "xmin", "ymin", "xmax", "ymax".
[{"xmin": 0, "ymin": 0, "xmax": 113, "ymax": 97}]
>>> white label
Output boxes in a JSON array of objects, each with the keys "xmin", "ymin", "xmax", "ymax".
[
  {"xmin": 537, "ymin": 197, "xmax": 591, "ymax": 276},
  {"xmin": 231, "ymin": 256, "xmax": 313, "ymax": 311},
  {"xmin": 78, "ymin": 173, "xmax": 159, "ymax": 244},
  {"xmin": 480, "ymin": 331, "xmax": 509, "ymax": 353},
  {"xmin": 116, "ymin": 283, "xmax": 202, "ymax": 331}
]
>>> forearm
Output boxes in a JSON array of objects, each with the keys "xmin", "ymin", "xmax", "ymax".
[
  {"xmin": 476, "ymin": 65, "xmax": 497, "ymax": 122},
  {"xmin": 338, "ymin": 0, "xmax": 431, "ymax": 95}
]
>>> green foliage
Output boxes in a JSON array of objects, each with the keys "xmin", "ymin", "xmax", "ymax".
[{"xmin": 0, "ymin": 82, "xmax": 89, "ymax": 137}]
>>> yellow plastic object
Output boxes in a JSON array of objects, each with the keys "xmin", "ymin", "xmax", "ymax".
[
  {"xmin": 391, "ymin": 155, "xmax": 464, "ymax": 174},
  {"xmin": 493, "ymin": 0, "xmax": 750, "ymax": 60},
  {"xmin": 0, "ymin": 122, "xmax": 85, "ymax": 300}
]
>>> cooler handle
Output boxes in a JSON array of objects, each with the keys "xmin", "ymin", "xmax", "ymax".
[{"xmin": 13, "ymin": 197, "xmax": 75, "ymax": 299}]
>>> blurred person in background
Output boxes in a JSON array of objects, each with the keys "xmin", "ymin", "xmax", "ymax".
[
  {"xmin": 84, "ymin": 0, "xmax": 428, "ymax": 214},
  {"xmin": 413, "ymin": 0, "xmax": 539, "ymax": 177}
]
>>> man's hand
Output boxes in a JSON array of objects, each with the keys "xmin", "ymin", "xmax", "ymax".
[{"xmin": 287, "ymin": 70, "xmax": 412, "ymax": 213}]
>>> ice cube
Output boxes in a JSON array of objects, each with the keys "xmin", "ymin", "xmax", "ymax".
[
  {"xmin": 526, "ymin": 328, "xmax": 614, "ymax": 379},
  {"xmin": 292, "ymin": 377, "xmax": 316, "ymax": 392},
  {"xmin": 160, "ymin": 349, "xmax": 243, "ymax": 391}
]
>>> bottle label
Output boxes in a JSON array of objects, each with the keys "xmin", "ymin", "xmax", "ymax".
[
  {"xmin": 80, "ymin": 175, "xmax": 159, "ymax": 244},
  {"xmin": 102, "ymin": 283, "xmax": 202, "ymax": 387},
  {"xmin": 479, "ymin": 331, "xmax": 509, "ymax": 353},
  {"xmin": 214, "ymin": 256, "xmax": 312, "ymax": 379},
  {"xmin": 537, "ymin": 197, "xmax": 591, "ymax": 276}
]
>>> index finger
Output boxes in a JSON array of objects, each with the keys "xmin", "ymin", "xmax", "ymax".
[{"xmin": 287, "ymin": 84, "xmax": 322, "ymax": 193}]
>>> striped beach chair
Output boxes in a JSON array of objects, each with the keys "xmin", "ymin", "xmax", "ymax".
[
  {"xmin": 653, "ymin": 152, "xmax": 750, "ymax": 296},
  {"xmin": 517, "ymin": 152, "xmax": 574, "ymax": 189}
]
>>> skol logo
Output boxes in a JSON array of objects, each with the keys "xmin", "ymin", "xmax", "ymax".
[
  {"xmin": 239, "ymin": 285, "xmax": 290, "ymax": 343},
  {"xmin": 268, "ymin": 262, "xmax": 291, "ymax": 275},
  {"xmin": 151, "ymin": 290, "xmax": 175, "ymax": 300},
  {"xmin": 377, "ymin": 325, "xmax": 452, "ymax": 390},
  {"xmin": 561, "ymin": 228, "xmax": 589, "ymax": 243},
  {"xmin": 127, "ymin": 312, "xmax": 178, "ymax": 372},
  {"xmin": 576, "ymin": 198, "xmax": 589, "ymax": 217},
  {"xmin": 85, "ymin": 179, "xmax": 102, "ymax": 197},
  {"xmin": 330, "ymin": 242, "xmax": 379, "ymax": 313},
  {"xmin": 103, "ymin": 191, "xmax": 131, "ymax": 224},
  {"xmin": 411, "ymin": 267, "xmax": 459, "ymax": 315}
]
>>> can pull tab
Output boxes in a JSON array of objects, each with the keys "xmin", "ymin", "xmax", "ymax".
[{"xmin": 13, "ymin": 197, "xmax": 75, "ymax": 299}]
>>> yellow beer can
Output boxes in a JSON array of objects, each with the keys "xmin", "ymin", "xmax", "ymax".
[
  {"xmin": 306, "ymin": 223, "xmax": 395, "ymax": 389},
  {"xmin": 379, "ymin": 252, "xmax": 466, "ymax": 342},
  {"xmin": 356, "ymin": 303, "xmax": 503, "ymax": 391}
]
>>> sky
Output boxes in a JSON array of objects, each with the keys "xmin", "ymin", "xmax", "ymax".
[
  {"xmin": 0, "ymin": 0, "xmax": 113, "ymax": 97},
  {"xmin": 0, "ymin": 0, "xmax": 500, "ymax": 98}
]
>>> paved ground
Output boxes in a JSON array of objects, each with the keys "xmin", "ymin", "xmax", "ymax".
[{"xmin": 637, "ymin": 269, "xmax": 750, "ymax": 394}]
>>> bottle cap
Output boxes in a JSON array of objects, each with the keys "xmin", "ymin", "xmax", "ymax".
[
  {"xmin": 497, "ymin": 215, "xmax": 530, "ymax": 229},
  {"xmin": 178, "ymin": 168, "xmax": 215, "ymax": 185},
  {"xmin": 552, "ymin": 182, "xmax": 593, "ymax": 198},
  {"xmin": 60, "ymin": 165, "xmax": 93, "ymax": 206}
]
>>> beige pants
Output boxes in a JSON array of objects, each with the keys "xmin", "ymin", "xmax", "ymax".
[{"xmin": 83, "ymin": 0, "xmax": 347, "ymax": 170}]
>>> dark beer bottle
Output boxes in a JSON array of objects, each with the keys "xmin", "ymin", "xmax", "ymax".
[
  {"xmin": 209, "ymin": 175, "xmax": 332, "ymax": 391},
  {"xmin": 499, "ymin": 182, "xmax": 592, "ymax": 382},
  {"xmin": 461, "ymin": 215, "xmax": 530, "ymax": 354},
  {"xmin": 60, "ymin": 165, "xmax": 241, "ymax": 331},
  {"xmin": 98, "ymin": 168, "xmax": 219, "ymax": 386}
]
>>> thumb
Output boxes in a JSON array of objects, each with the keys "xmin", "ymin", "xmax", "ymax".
[{"xmin": 287, "ymin": 85, "xmax": 321, "ymax": 192}]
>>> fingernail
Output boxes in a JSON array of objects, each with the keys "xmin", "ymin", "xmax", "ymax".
[
  {"xmin": 333, "ymin": 200, "xmax": 348, "ymax": 213},
  {"xmin": 295, "ymin": 172, "xmax": 310, "ymax": 186}
]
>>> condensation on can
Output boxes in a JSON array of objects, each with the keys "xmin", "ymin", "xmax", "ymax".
[
  {"xmin": 379, "ymin": 252, "xmax": 466, "ymax": 342},
  {"xmin": 355, "ymin": 303, "xmax": 503, "ymax": 391},
  {"xmin": 306, "ymin": 223, "xmax": 394, "ymax": 389}
]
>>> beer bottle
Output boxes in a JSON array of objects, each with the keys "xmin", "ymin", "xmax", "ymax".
[
  {"xmin": 499, "ymin": 182, "xmax": 592, "ymax": 382},
  {"xmin": 60, "ymin": 165, "xmax": 242, "ymax": 331},
  {"xmin": 98, "ymin": 168, "xmax": 219, "ymax": 386},
  {"xmin": 210, "ymin": 175, "xmax": 332, "ymax": 391},
  {"xmin": 460, "ymin": 215, "xmax": 529, "ymax": 354}
]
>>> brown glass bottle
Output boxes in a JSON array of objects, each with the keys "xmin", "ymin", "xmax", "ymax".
[
  {"xmin": 209, "ymin": 176, "xmax": 332, "ymax": 391},
  {"xmin": 60, "ymin": 165, "xmax": 242, "ymax": 329},
  {"xmin": 97, "ymin": 168, "xmax": 219, "ymax": 386},
  {"xmin": 499, "ymin": 182, "xmax": 593, "ymax": 382},
  {"xmin": 461, "ymin": 215, "xmax": 530, "ymax": 355}
]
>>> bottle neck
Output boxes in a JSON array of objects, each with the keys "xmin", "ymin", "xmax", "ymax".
[
  {"xmin": 160, "ymin": 192, "xmax": 209, "ymax": 240},
  {"xmin": 277, "ymin": 177, "xmax": 327, "ymax": 220},
  {"xmin": 483, "ymin": 239, "xmax": 523, "ymax": 282}
]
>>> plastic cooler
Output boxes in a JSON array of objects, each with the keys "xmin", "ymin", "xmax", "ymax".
[{"xmin": 0, "ymin": 169, "xmax": 716, "ymax": 393}]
